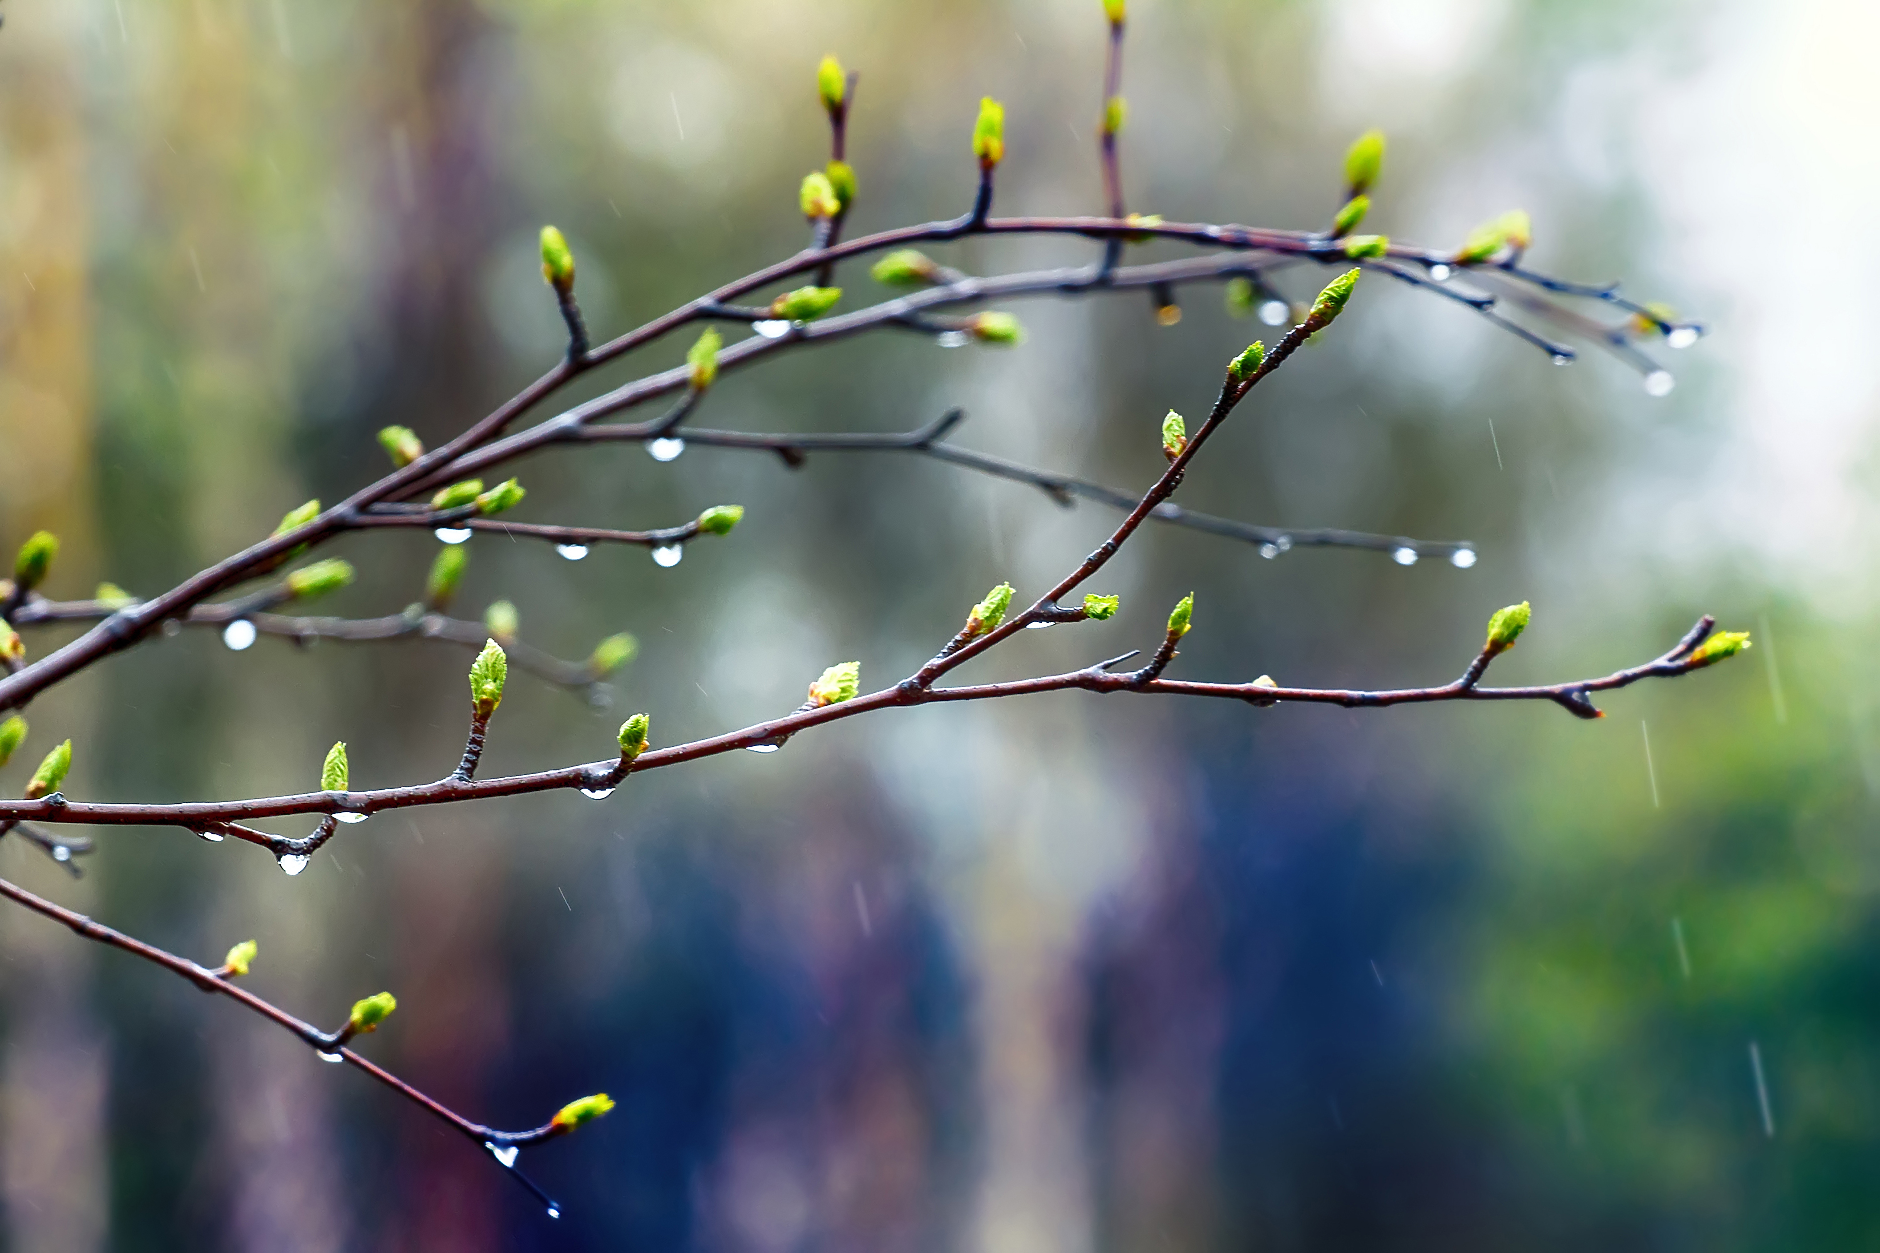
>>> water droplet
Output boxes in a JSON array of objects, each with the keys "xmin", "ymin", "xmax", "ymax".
[
  {"xmin": 1551, "ymin": 353, "xmax": 1574, "ymax": 366},
  {"xmin": 752, "ymin": 319, "xmax": 791, "ymax": 338},
  {"xmin": 162, "ymin": 619, "xmax": 183, "ymax": 637},
  {"xmin": 1259, "ymin": 542, "xmax": 1282, "ymax": 560},
  {"xmin": 652, "ymin": 545, "xmax": 682, "ymax": 568},
  {"xmin": 1449, "ymin": 547, "xmax": 1478, "ymax": 569},
  {"xmin": 647, "ymin": 437, "xmax": 685, "ymax": 462},
  {"xmin": 1024, "ymin": 621, "xmax": 1055, "ymax": 630},
  {"xmin": 334, "ymin": 811, "xmax": 369, "ymax": 825},
  {"xmin": 196, "ymin": 828, "xmax": 226, "ymax": 843},
  {"xmin": 279, "ymin": 853, "xmax": 311, "ymax": 876},
  {"xmin": 1427, "ymin": 264, "xmax": 1452, "ymax": 282},
  {"xmin": 316, "ymin": 1050, "xmax": 343, "ymax": 1064},
  {"xmin": 1392, "ymin": 546, "xmax": 1419, "ymax": 566},
  {"xmin": 580, "ymin": 786, "xmax": 616, "ymax": 800},
  {"xmin": 434, "ymin": 527, "xmax": 472, "ymax": 544},
  {"xmin": 1258, "ymin": 299, "xmax": 1290, "ymax": 327},
  {"xmin": 485, "ymin": 1142, "xmax": 520, "ymax": 1168},
  {"xmin": 934, "ymin": 330, "xmax": 969, "ymax": 348},
  {"xmin": 1666, "ymin": 326, "xmax": 1700, "ymax": 350},
  {"xmin": 556, "ymin": 544, "xmax": 589, "ymax": 561},
  {"xmin": 547, "ymin": 1205, "xmax": 561, "ymax": 1220},
  {"xmin": 222, "ymin": 619, "xmax": 257, "ymax": 651},
  {"xmin": 52, "ymin": 845, "xmax": 71, "ymax": 862},
  {"xmin": 1644, "ymin": 370, "xmax": 1675, "ymax": 397},
  {"xmin": 746, "ymin": 743, "xmax": 781, "ymax": 754}
]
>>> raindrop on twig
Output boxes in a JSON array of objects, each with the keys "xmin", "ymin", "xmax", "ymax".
[
  {"xmin": 647, "ymin": 437, "xmax": 685, "ymax": 462},
  {"xmin": 434, "ymin": 528, "xmax": 471, "ymax": 544},
  {"xmin": 1391, "ymin": 547, "xmax": 1419, "ymax": 566},
  {"xmin": 555, "ymin": 544, "xmax": 589, "ymax": 562},
  {"xmin": 222, "ymin": 619, "xmax": 257, "ymax": 651},
  {"xmin": 652, "ymin": 545, "xmax": 682, "ymax": 568},
  {"xmin": 752, "ymin": 320, "xmax": 791, "ymax": 339},
  {"xmin": 278, "ymin": 853, "xmax": 311, "ymax": 876},
  {"xmin": 1644, "ymin": 370, "xmax": 1675, "ymax": 397},
  {"xmin": 1450, "ymin": 548, "xmax": 1478, "ymax": 569},
  {"xmin": 1257, "ymin": 299, "xmax": 1289, "ymax": 326}
]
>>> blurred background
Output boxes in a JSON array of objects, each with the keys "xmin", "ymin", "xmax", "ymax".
[{"xmin": 1, "ymin": 0, "xmax": 1874, "ymax": 1248}]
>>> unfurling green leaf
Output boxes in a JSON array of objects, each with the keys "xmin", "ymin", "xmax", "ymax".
[
  {"xmin": 24, "ymin": 739, "xmax": 71, "ymax": 800},
  {"xmin": 1332, "ymin": 195, "xmax": 1370, "ymax": 237},
  {"xmin": 1229, "ymin": 341, "xmax": 1267, "ymax": 382},
  {"xmin": 484, "ymin": 600, "xmax": 519, "ymax": 642},
  {"xmin": 687, "ymin": 328, "xmax": 721, "ymax": 390},
  {"xmin": 348, "ymin": 991, "xmax": 397, "ymax": 1034},
  {"xmin": 1484, "ymin": 602, "xmax": 1531, "ymax": 655},
  {"xmin": 1341, "ymin": 233, "xmax": 1389, "ymax": 259},
  {"xmin": 769, "ymin": 286, "xmax": 843, "ymax": 322},
  {"xmin": 697, "ymin": 505, "xmax": 744, "ymax": 536},
  {"xmin": 1082, "ymin": 594, "xmax": 1119, "ymax": 621},
  {"xmin": 969, "ymin": 312, "xmax": 1023, "ymax": 344},
  {"xmin": 378, "ymin": 425, "xmax": 424, "ymax": 468},
  {"xmin": 617, "ymin": 713, "xmax": 650, "ymax": 761},
  {"xmin": 469, "ymin": 639, "xmax": 508, "ymax": 717},
  {"xmin": 1307, "ymin": 268, "xmax": 1361, "ymax": 327},
  {"xmin": 590, "ymin": 633, "xmax": 638, "ymax": 675},
  {"xmin": 321, "ymin": 741, "xmax": 349, "ymax": 792},
  {"xmin": 800, "ymin": 170, "xmax": 840, "ymax": 220},
  {"xmin": 1167, "ymin": 594, "xmax": 1194, "ymax": 639},
  {"xmin": 825, "ymin": 160, "xmax": 857, "ymax": 210},
  {"xmin": 817, "ymin": 54, "xmax": 846, "ymax": 112},
  {"xmin": 223, "ymin": 940, "xmax": 257, "ymax": 977},
  {"xmin": 274, "ymin": 501, "xmax": 319, "ymax": 537},
  {"xmin": 966, "ymin": 582, "xmax": 1014, "ymax": 636},
  {"xmin": 1689, "ymin": 629, "xmax": 1752, "ymax": 668},
  {"xmin": 427, "ymin": 546, "xmax": 467, "ymax": 609},
  {"xmin": 552, "ymin": 1092, "xmax": 616, "ymax": 1132},
  {"xmin": 871, "ymin": 250, "xmax": 942, "ymax": 287},
  {"xmin": 973, "ymin": 97, "xmax": 1005, "ymax": 167},
  {"xmin": 1161, "ymin": 410, "xmax": 1188, "ymax": 459},
  {"xmin": 807, "ymin": 661, "xmax": 861, "ymax": 708},
  {"xmin": 1456, "ymin": 209, "xmax": 1533, "ymax": 264},
  {"xmin": 539, "ymin": 226, "xmax": 575, "ymax": 293},
  {"xmin": 476, "ymin": 479, "xmax": 525, "ymax": 516},
  {"xmin": 430, "ymin": 479, "xmax": 484, "ymax": 511},
  {"xmin": 0, "ymin": 716, "xmax": 25, "ymax": 769},
  {"xmin": 1343, "ymin": 129, "xmax": 1386, "ymax": 194},
  {"xmin": 13, "ymin": 531, "xmax": 57, "ymax": 592},
  {"xmin": 285, "ymin": 559, "xmax": 354, "ymax": 601}
]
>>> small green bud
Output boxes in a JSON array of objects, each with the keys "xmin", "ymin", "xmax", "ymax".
[
  {"xmin": 1498, "ymin": 209, "xmax": 1532, "ymax": 251},
  {"xmin": 800, "ymin": 170, "xmax": 840, "ymax": 220},
  {"xmin": 321, "ymin": 741, "xmax": 349, "ymax": 792},
  {"xmin": 825, "ymin": 160, "xmax": 857, "ymax": 210},
  {"xmin": 1341, "ymin": 234, "xmax": 1389, "ymax": 259},
  {"xmin": 0, "ymin": 622, "xmax": 22, "ymax": 663},
  {"xmin": 1161, "ymin": 410, "xmax": 1188, "ymax": 459},
  {"xmin": 617, "ymin": 712, "xmax": 650, "ymax": 761},
  {"xmin": 223, "ymin": 940, "xmax": 257, "ymax": 977},
  {"xmin": 469, "ymin": 639, "xmax": 507, "ymax": 717},
  {"xmin": 966, "ymin": 582, "xmax": 1014, "ymax": 635},
  {"xmin": 687, "ymin": 328, "xmax": 721, "ymax": 390},
  {"xmin": 23, "ymin": 739, "xmax": 70, "ymax": 800},
  {"xmin": 13, "ymin": 531, "xmax": 57, "ymax": 592},
  {"xmin": 95, "ymin": 583, "xmax": 137, "ymax": 608},
  {"xmin": 274, "ymin": 500, "xmax": 319, "ymax": 537},
  {"xmin": 1167, "ymin": 593, "xmax": 1194, "ymax": 639},
  {"xmin": 540, "ymin": 226, "xmax": 575, "ymax": 294},
  {"xmin": 1251, "ymin": 674, "xmax": 1279, "ymax": 706},
  {"xmin": 552, "ymin": 1092, "xmax": 616, "ymax": 1132},
  {"xmin": 475, "ymin": 478, "xmax": 525, "ymax": 516},
  {"xmin": 1633, "ymin": 302, "xmax": 1679, "ymax": 337},
  {"xmin": 430, "ymin": 479, "xmax": 484, "ymax": 511},
  {"xmin": 969, "ymin": 312, "xmax": 1024, "ymax": 344},
  {"xmin": 1455, "ymin": 210, "xmax": 1532, "ymax": 264},
  {"xmin": 484, "ymin": 600, "xmax": 520, "ymax": 642},
  {"xmin": 1225, "ymin": 277, "xmax": 1256, "ymax": 318},
  {"xmin": 378, "ymin": 425, "xmax": 424, "ymax": 468},
  {"xmin": 1229, "ymin": 341, "xmax": 1267, "ymax": 381},
  {"xmin": 1123, "ymin": 212, "xmax": 1164, "ymax": 243},
  {"xmin": 871, "ymin": 249, "xmax": 942, "ymax": 287},
  {"xmin": 1082, "ymin": 593, "xmax": 1119, "ymax": 621},
  {"xmin": 1103, "ymin": 95, "xmax": 1127, "ymax": 138},
  {"xmin": 1689, "ymin": 629, "xmax": 1752, "ymax": 668},
  {"xmin": 697, "ymin": 505, "xmax": 744, "ymax": 536},
  {"xmin": 591, "ymin": 633, "xmax": 638, "ymax": 675},
  {"xmin": 817, "ymin": 54, "xmax": 846, "ymax": 112},
  {"xmin": 285, "ymin": 559, "xmax": 354, "ymax": 601},
  {"xmin": 1307, "ymin": 268, "xmax": 1361, "ymax": 327},
  {"xmin": 348, "ymin": 991, "xmax": 397, "ymax": 1034},
  {"xmin": 1483, "ymin": 601, "xmax": 1531, "ymax": 656},
  {"xmin": 807, "ymin": 661, "xmax": 861, "ymax": 708},
  {"xmin": 0, "ymin": 716, "xmax": 25, "ymax": 769},
  {"xmin": 1332, "ymin": 195, "xmax": 1370, "ymax": 237},
  {"xmin": 769, "ymin": 286, "xmax": 843, "ymax": 322},
  {"xmin": 427, "ymin": 545, "xmax": 468, "ymax": 608},
  {"xmin": 1343, "ymin": 129, "xmax": 1386, "ymax": 194},
  {"xmin": 973, "ymin": 97, "xmax": 1005, "ymax": 168},
  {"xmin": 1104, "ymin": 0, "xmax": 1126, "ymax": 25}
]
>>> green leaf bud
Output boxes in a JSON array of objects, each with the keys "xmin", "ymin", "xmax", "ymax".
[
  {"xmin": 13, "ymin": 531, "xmax": 57, "ymax": 592},
  {"xmin": 1456, "ymin": 210, "xmax": 1531, "ymax": 264},
  {"xmin": 0, "ymin": 622, "xmax": 22, "ymax": 664},
  {"xmin": 1167, "ymin": 593, "xmax": 1194, "ymax": 639},
  {"xmin": 430, "ymin": 479, "xmax": 484, "ymax": 511},
  {"xmin": 24, "ymin": 739, "xmax": 70, "ymax": 800},
  {"xmin": 378, "ymin": 425, "xmax": 424, "ymax": 468},
  {"xmin": 1229, "ymin": 341, "xmax": 1267, "ymax": 382},
  {"xmin": 1103, "ymin": 95, "xmax": 1127, "ymax": 138},
  {"xmin": 966, "ymin": 582, "xmax": 1014, "ymax": 635},
  {"xmin": 1251, "ymin": 674, "xmax": 1279, "ymax": 706},
  {"xmin": 825, "ymin": 160, "xmax": 857, "ymax": 210},
  {"xmin": 469, "ymin": 639, "xmax": 507, "ymax": 717},
  {"xmin": 1225, "ymin": 277, "xmax": 1256, "ymax": 318},
  {"xmin": 427, "ymin": 545, "xmax": 468, "ymax": 608},
  {"xmin": 1307, "ymin": 268, "xmax": 1361, "ymax": 327},
  {"xmin": 1498, "ymin": 209, "xmax": 1532, "ymax": 251},
  {"xmin": 1082, "ymin": 593, "xmax": 1119, "ymax": 621},
  {"xmin": 871, "ymin": 249, "xmax": 942, "ymax": 287},
  {"xmin": 1161, "ymin": 410, "xmax": 1187, "ymax": 459},
  {"xmin": 687, "ymin": 327, "xmax": 721, "ymax": 390},
  {"xmin": 800, "ymin": 170, "xmax": 840, "ymax": 220},
  {"xmin": 617, "ymin": 713, "xmax": 650, "ymax": 761},
  {"xmin": 1341, "ymin": 234, "xmax": 1389, "ymax": 259},
  {"xmin": 1104, "ymin": 0, "xmax": 1126, "ymax": 25},
  {"xmin": 475, "ymin": 478, "xmax": 526, "ymax": 516},
  {"xmin": 552, "ymin": 1092, "xmax": 616, "ymax": 1132},
  {"xmin": 807, "ymin": 661, "xmax": 860, "ymax": 708},
  {"xmin": 540, "ymin": 226, "xmax": 575, "ymax": 294},
  {"xmin": 484, "ymin": 600, "xmax": 520, "ymax": 642},
  {"xmin": 969, "ymin": 311, "xmax": 1024, "ymax": 344},
  {"xmin": 817, "ymin": 54, "xmax": 846, "ymax": 113},
  {"xmin": 697, "ymin": 505, "xmax": 744, "ymax": 536},
  {"xmin": 1343, "ymin": 129, "xmax": 1386, "ymax": 194},
  {"xmin": 321, "ymin": 741, "xmax": 349, "ymax": 792},
  {"xmin": 1332, "ymin": 195, "xmax": 1370, "ymax": 237},
  {"xmin": 1483, "ymin": 601, "xmax": 1531, "ymax": 656},
  {"xmin": 223, "ymin": 940, "xmax": 257, "ymax": 977},
  {"xmin": 1688, "ymin": 629, "xmax": 1752, "ymax": 667},
  {"xmin": 973, "ymin": 97, "xmax": 1006, "ymax": 168},
  {"xmin": 769, "ymin": 286, "xmax": 843, "ymax": 322},
  {"xmin": 590, "ymin": 633, "xmax": 638, "ymax": 676},
  {"xmin": 274, "ymin": 500, "xmax": 319, "ymax": 537},
  {"xmin": 348, "ymin": 991, "xmax": 397, "ymax": 1034},
  {"xmin": 95, "ymin": 582, "xmax": 137, "ymax": 608},
  {"xmin": 285, "ymin": 559, "xmax": 354, "ymax": 601},
  {"xmin": 0, "ymin": 715, "xmax": 25, "ymax": 769}
]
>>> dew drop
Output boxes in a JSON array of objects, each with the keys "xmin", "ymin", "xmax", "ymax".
[
  {"xmin": 580, "ymin": 787, "xmax": 616, "ymax": 800},
  {"xmin": 556, "ymin": 544, "xmax": 590, "ymax": 561},
  {"xmin": 1257, "ymin": 299, "xmax": 1290, "ymax": 326},
  {"xmin": 434, "ymin": 527, "xmax": 472, "ymax": 544},
  {"xmin": 934, "ymin": 330, "xmax": 970, "ymax": 349},
  {"xmin": 196, "ymin": 828, "xmax": 226, "ymax": 844},
  {"xmin": 1666, "ymin": 326, "xmax": 1700, "ymax": 350},
  {"xmin": 279, "ymin": 853, "xmax": 311, "ymax": 876},
  {"xmin": 1551, "ymin": 353, "xmax": 1574, "ymax": 366},
  {"xmin": 746, "ymin": 743, "xmax": 782, "ymax": 754},
  {"xmin": 1450, "ymin": 547, "xmax": 1478, "ymax": 569},
  {"xmin": 52, "ymin": 845, "xmax": 71, "ymax": 863},
  {"xmin": 647, "ymin": 437, "xmax": 686, "ymax": 462},
  {"xmin": 752, "ymin": 319, "xmax": 791, "ymax": 338},
  {"xmin": 1259, "ymin": 542, "xmax": 1282, "ymax": 560},
  {"xmin": 334, "ymin": 811, "xmax": 369, "ymax": 825},
  {"xmin": 316, "ymin": 1050, "xmax": 344, "ymax": 1064},
  {"xmin": 1024, "ymin": 621, "xmax": 1055, "ymax": 630},
  {"xmin": 1427, "ymin": 264, "xmax": 1452, "ymax": 282},
  {"xmin": 1392, "ymin": 546, "xmax": 1419, "ymax": 566},
  {"xmin": 162, "ymin": 619, "xmax": 183, "ymax": 638},
  {"xmin": 652, "ymin": 544, "xmax": 683, "ymax": 568},
  {"xmin": 547, "ymin": 1205, "xmax": 562, "ymax": 1220},
  {"xmin": 1644, "ymin": 370, "xmax": 1675, "ymax": 397},
  {"xmin": 485, "ymin": 1142, "xmax": 520, "ymax": 1168},
  {"xmin": 222, "ymin": 619, "xmax": 257, "ymax": 651}
]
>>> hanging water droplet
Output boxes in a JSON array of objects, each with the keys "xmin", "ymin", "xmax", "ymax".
[
  {"xmin": 1024, "ymin": 621, "xmax": 1055, "ymax": 630},
  {"xmin": 1392, "ymin": 546, "xmax": 1419, "ymax": 566},
  {"xmin": 1258, "ymin": 299, "xmax": 1289, "ymax": 327},
  {"xmin": 1551, "ymin": 353, "xmax": 1574, "ymax": 366},
  {"xmin": 1427, "ymin": 264, "xmax": 1452, "ymax": 282},
  {"xmin": 934, "ymin": 330, "xmax": 970, "ymax": 348},
  {"xmin": 647, "ymin": 437, "xmax": 686, "ymax": 462},
  {"xmin": 162, "ymin": 619, "xmax": 183, "ymax": 638},
  {"xmin": 334, "ymin": 811, "xmax": 369, "ymax": 825},
  {"xmin": 434, "ymin": 527, "xmax": 472, "ymax": 544},
  {"xmin": 580, "ymin": 786, "xmax": 616, "ymax": 800},
  {"xmin": 196, "ymin": 828, "xmax": 226, "ymax": 844},
  {"xmin": 1259, "ymin": 542, "xmax": 1282, "ymax": 559},
  {"xmin": 222, "ymin": 619, "xmax": 257, "ymax": 651},
  {"xmin": 1666, "ymin": 326, "xmax": 1700, "ymax": 350},
  {"xmin": 752, "ymin": 319, "xmax": 791, "ymax": 338},
  {"xmin": 1449, "ymin": 547, "xmax": 1478, "ymax": 569},
  {"xmin": 746, "ymin": 743, "xmax": 781, "ymax": 754},
  {"xmin": 547, "ymin": 1205, "xmax": 561, "ymax": 1220},
  {"xmin": 556, "ymin": 544, "xmax": 589, "ymax": 561},
  {"xmin": 1644, "ymin": 370, "xmax": 1675, "ymax": 397},
  {"xmin": 52, "ymin": 845, "xmax": 71, "ymax": 862},
  {"xmin": 485, "ymin": 1142, "xmax": 520, "ymax": 1168},
  {"xmin": 316, "ymin": 1049, "xmax": 344, "ymax": 1064},
  {"xmin": 652, "ymin": 544, "xmax": 682, "ymax": 568},
  {"xmin": 279, "ymin": 853, "xmax": 311, "ymax": 876}
]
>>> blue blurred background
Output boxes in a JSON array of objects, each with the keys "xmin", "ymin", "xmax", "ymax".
[{"xmin": 1, "ymin": 0, "xmax": 1874, "ymax": 1248}]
